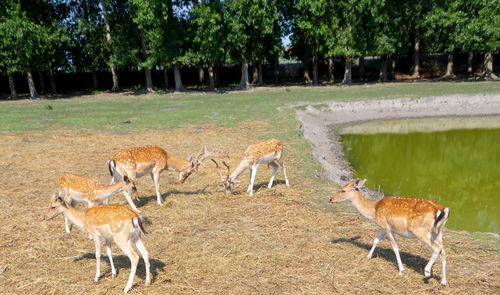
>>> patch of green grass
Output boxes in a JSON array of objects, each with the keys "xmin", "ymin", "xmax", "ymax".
[{"xmin": 2, "ymin": 81, "xmax": 498, "ymax": 132}]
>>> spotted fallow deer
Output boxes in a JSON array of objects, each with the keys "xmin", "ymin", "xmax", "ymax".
[
  {"xmin": 108, "ymin": 145, "xmax": 228, "ymax": 205},
  {"xmin": 58, "ymin": 173, "xmax": 140, "ymax": 234},
  {"xmin": 330, "ymin": 179, "xmax": 450, "ymax": 285},
  {"xmin": 213, "ymin": 138, "xmax": 289, "ymax": 196},
  {"xmin": 44, "ymin": 193, "xmax": 151, "ymax": 293}
]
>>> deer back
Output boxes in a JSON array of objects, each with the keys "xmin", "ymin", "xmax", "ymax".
[
  {"xmin": 375, "ymin": 197, "xmax": 447, "ymax": 235},
  {"xmin": 244, "ymin": 139, "xmax": 283, "ymax": 164},
  {"xmin": 110, "ymin": 145, "xmax": 169, "ymax": 173},
  {"xmin": 59, "ymin": 173, "xmax": 99, "ymax": 196},
  {"xmin": 84, "ymin": 204, "xmax": 140, "ymax": 235}
]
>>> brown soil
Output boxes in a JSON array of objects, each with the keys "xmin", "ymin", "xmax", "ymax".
[{"xmin": 0, "ymin": 125, "xmax": 498, "ymax": 294}]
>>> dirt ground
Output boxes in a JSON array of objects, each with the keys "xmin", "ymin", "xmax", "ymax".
[{"xmin": 0, "ymin": 124, "xmax": 499, "ymax": 294}]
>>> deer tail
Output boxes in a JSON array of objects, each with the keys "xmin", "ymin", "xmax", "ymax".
[{"xmin": 133, "ymin": 216, "xmax": 148, "ymax": 235}]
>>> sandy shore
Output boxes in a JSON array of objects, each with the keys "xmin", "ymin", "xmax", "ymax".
[{"xmin": 296, "ymin": 94, "xmax": 500, "ymax": 197}]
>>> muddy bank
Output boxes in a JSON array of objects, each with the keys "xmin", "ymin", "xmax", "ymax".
[{"xmin": 296, "ymin": 94, "xmax": 500, "ymax": 197}]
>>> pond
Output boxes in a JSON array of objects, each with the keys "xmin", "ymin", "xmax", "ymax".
[{"xmin": 338, "ymin": 116, "xmax": 500, "ymax": 234}]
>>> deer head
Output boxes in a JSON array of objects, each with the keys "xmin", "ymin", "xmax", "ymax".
[
  {"xmin": 212, "ymin": 159, "xmax": 237, "ymax": 194},
  {"xmin": 123, "ymin": 175, "xmax": 140, "ymax": 200},
  {"xmin": 330, "ymin": 179, "xmax": 366, "ymax": 203},
  {"xmin": 180, "ymin": 146, "xmax": 229, "ymax": 184},
  {"xmin": 44, "ymin": 192, "xmax": 68, "ymax": 221}
]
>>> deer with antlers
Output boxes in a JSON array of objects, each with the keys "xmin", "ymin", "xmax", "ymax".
[
  {"xmin": 330, "ymin": 179, "xmax": 450, "ymax": 285},
  {"xmin": 212, "ymin": 138, "xmax": 289, "ymax": 196},
  {"xmin": 108, "ymin": 145, "xmax": 228, "ymax": 205},
  {"xmin": 58, "ymin": 173, "xmax": 140, "ymax": 234},
  {"xmin": 44, "ymin": 193, "xmax": 151, "ymax": 293}
]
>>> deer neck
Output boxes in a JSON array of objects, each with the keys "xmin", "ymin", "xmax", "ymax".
[
  {"xmin": 230, "ymin": 160, "xmax": 251, "ymax": 180},
  {"xmin": 167, "ymin": 155, "xmax": 189, "ymax": 172},
  {"xmin": 94, "ymin": 181, "xmax": 124, "ymax": 199},
  {"xmin": 62, "ymin": 204, "xmax": 86, "ymax": 232},
  {"xmin": 349, "ymin": 191, "xmax": 376, "ymax": 221}
]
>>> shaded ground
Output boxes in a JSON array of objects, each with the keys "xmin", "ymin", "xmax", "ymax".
[{"xmin": 0, "ymin": 124, "xmax": 498, "ymax": 294}]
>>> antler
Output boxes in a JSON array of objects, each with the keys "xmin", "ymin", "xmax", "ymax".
[
  {"xmin": 192, "ymin": 146, "xmax": 229, "ymax": 168},
  {"xmin": 211, "ymin": 159, "xmax": 226, "ymax": 181}
]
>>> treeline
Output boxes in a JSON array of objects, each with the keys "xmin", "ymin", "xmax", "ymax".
[{"xmin": 0, "ymin": 0, "xmax": 498, "ymax": 99}]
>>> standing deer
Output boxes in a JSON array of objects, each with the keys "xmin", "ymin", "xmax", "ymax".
[
  {"xmin": 59, "ymin": 173, "xmax": 140, "ymax": 234},
  {"xmin": 213, "ymin": 138, "xmax": 289, "ymax": 196},
  {"xmin": 44, "ymin": 193, "xmax": 151, "ymax": 293},
  {"xmin": 330, "ymin": 179, "xmax": 449, "ymax": 285},
  {"xmin": 108, "ymin": 145, "xmax": 228, "ymax": 205}
]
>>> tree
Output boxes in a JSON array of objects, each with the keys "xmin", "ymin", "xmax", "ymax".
[
  {"xmin": 225, "ymin": 0, "xmax": 276, "ymax": 90},
  {"xmin": 294, "ymin": 0, "xmax": 331, "ymax": 85},
  {"xmin": 190, "ymin": 0, "xmax": 227, "ymax": 90}
]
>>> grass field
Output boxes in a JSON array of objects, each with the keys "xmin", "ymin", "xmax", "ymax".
[{"xmin": 0, "ymin": 82, "xmax": 499, "ymax": 294}]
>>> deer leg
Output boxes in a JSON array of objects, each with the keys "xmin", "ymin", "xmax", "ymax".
[
  {"xmin": 268, "ymin": 162, "xmax": 279, "ymax": 189},
  {"xmin": 115, "ymin": 235, "xmax": 139, "ymax": 293},
  {"xmin": 124, "ymin": 192, "xmax": 140, "ymax": 213},
  {"xmin": 151, "ymin": 171, "xmax": 164, "ymax": 205},
  {"xmin": 248, "ymin": 166, "xmax": 258, "ymax": 197},
  {"xmin": 64, "ymin": 198, "xmax": 76, "ymax": 234},
  {"xmin": 439, "ymin": 247, "xmax": 447, "ymax": 285},
  {"xmin": 106, "ymin": 239, "xmax": 116, "ymax": 278},
  {"xmin": 93, "ymin": 236, "xmax": 103, "ymax": 282},
  {"xmin": 386, "ymin": 230, "xmax": 404, "ymax": 274},
  {"xmin": 134, "ymin": 236, "xmax": 151, "ymax": 285},
  {"xmin": 279, "ymin": 161, "xmax": 290, "ymax": 187},
  {"xmin": 367, "ymin": 229, "xmax": 386, "ymax": 258},
  {"xmin": 246, "ymin": 169, "xmax": 253, "ymax": 193}
]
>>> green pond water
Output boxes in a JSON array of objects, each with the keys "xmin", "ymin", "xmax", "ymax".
[{"xmin": 340, "ymin": 125, "xmax": 500, "ymax": 234}]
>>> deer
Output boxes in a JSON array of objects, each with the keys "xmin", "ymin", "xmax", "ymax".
[
  {"xmin": 108, "ymin": 145, "xmax": 228, "ymax": 205},
  {"xmin": 58, "ymin": 173, "xmax": 140, "ymax": 234},
  {"xmin": 212, "ymin": 138, "xmax": 289, "ymax": 197},
  {"xmin": 44, "ymin": 193, "xmax": 151, "ymax": 293},
  {"xmin": 330, "ymin": 179, "xmax": 450, "ymax": 285}
]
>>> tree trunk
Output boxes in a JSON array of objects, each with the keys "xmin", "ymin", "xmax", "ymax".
[
  {"xmin": 390, "ymin": 56, "xmax": 396, "ymax": 80},
  {"xmin": 102, "ymin": 3, "xmax": 119, "ymax": 91},
  {"xmin": 37, "ymin": 71, "xmax": 46, "ymax": 94},
  {"xmin": 7, "ymin": 69, "xmax": 17, "ymax": 99},
  {"xmin": 238, "ymin": 59, "xmax": 250, "ymax": 89},
  {"xmin": 410, "ymin": 0, "xmax": 421, "ymax": 78},
  {"xmin": 139, "ymin": 31, "xmax": 153, "ymax": 92},
  {"xmin": 198, "ymin": 63, "xmax": 205, "ymax": 87},
  {"xmin": 328, "ymin": 56, "xmax": 334, "ymax": 82},
  {"xmin": 303, "ymin": 48, "xmax": 312, "ymax": 84},
  {"xmin": 48, "ymin": 62, "xmax": 57, "ymax": 94},
  {"xmin": 273, "ymin": 55, "xmax": 279, "ymax": 85},
  {"xmin": 312, "ymin": 55, "xmax": 319, "ymax": 85},
  {"xmin": 216, "ymin": 62, "xmax": 221, "ymax": 88},
  {"xmin": 26, "ymin": 71, "xmax": 39, "ymax": 99},
  {"xmin": 467, "ymin": 51, "xmax": 474, "ymax": 76},
  {"xmin": 359, "ymin": 56, "xmax": 365, "ymax": 81},
  {"xmin": 173, "ymin": 64, "xmax": 185, "ymax": 91},
  {"xmin": 343, "ymin": 57, "xmax": 352, "ymax": 85},
  {"xmin": 443, "ymin": 52, "xmax": 455, "ymax": 78},
  {"xmin": 252, "ymin": 61, "xmax": 259, "ymax": 85},
  {"xmin": 163, "ymin": 67, "xmax": 170, "ymax": 89},
  {"xmin": 482, "ymin": 51, "xmax": 498, "ymax": 80},
  {"xmin": 92, "ymin": 70, "xmax": 99, "ymax": 89},
  {"xmin": 208, "ymin": 61, "xmax": 215, "ymax": 91},
  {"xmin": 379, "ymin": 55, "xmax": 388, "ymax": 82},
  {"xmin": 258, "ymin": 61, "xmax": 263, "ymax": 86}
]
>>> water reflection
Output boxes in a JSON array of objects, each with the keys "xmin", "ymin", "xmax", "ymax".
[{"xmin": 341, "ymin": 127, "xmax": 500, "ymax": 233}]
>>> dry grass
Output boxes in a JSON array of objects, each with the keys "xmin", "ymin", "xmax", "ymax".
[{"xmin": 0, "ymin": 125, "xmax": 498, "ymax": 294}]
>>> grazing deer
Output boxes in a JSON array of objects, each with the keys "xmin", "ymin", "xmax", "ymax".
[
  {"xmin": 108, "ymin": 145, "xmax": 228, "ymax": 205},
  {"xmin": 330, "ymin": 179, "xmax": 449, "ymax": 285},
  {"xmin": 213, "ymin": 138, "xmax": 289, "ymax": 196},
  {"xmin": 44, "ymin": 193, "xmax": 151, "ymax": 293},
  {"xmin": 59, "ymin": 173, "xmax": 140, "ymax": 234}
]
